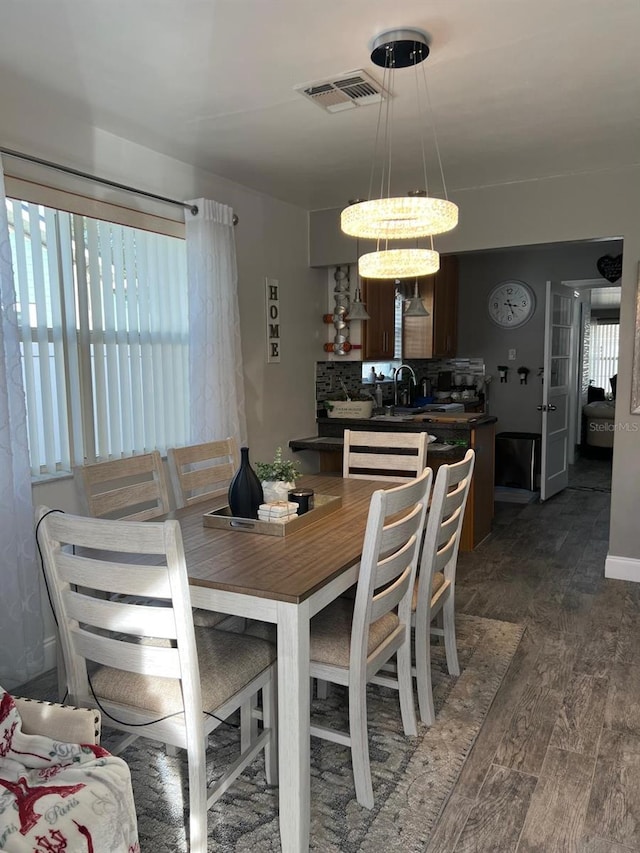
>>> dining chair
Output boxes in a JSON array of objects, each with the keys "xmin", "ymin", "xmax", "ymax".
[
  {"xmin": 74, "ymin": 450, "xmax": 171, "ymax": 520},
  {"xmin": 413, "ymin": 449, "xmax": 475, "ymax": 724},
  {"xmin": 167, "ymin": 438, "xmax": 240, "ymax": 509},
  {"xmin": 75, "ymin": 450, "xmax": 227, "ymax": 629},
  {"xmin": 343, "ymin": 429, "xmax": 428, "ymax": 482},
  {"xmin": 35, "ymin": 506, "xmax": 278, "ymax": 853},
  {"xmin": 308, "ymin": 467, "xmax": 432, "ymax": 809}
]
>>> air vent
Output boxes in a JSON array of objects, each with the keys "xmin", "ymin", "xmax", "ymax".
[{"xmin": 294, "ymin": 70, "xmax": 388, "ymax": 113}]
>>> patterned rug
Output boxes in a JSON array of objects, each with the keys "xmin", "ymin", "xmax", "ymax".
[{"xmin": 18, "ymin": 615, "xmax": 524, "ymax": 852}]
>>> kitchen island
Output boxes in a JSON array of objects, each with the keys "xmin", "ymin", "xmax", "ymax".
[{"xmin": 289, "ymin": 412, "xmax": 496, "ymax": 551}]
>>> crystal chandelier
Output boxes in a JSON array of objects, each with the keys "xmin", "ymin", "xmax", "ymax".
[
  {"xmin": 359, "ymin": 248, "xmax": 439, "ymax": 279},
  {"xmin": 341, "ymin": 28, "xmax": 458, "ymax": 278}
]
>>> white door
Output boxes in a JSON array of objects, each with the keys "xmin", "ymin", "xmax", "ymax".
[{"xmin": 540, "ymin": 281, "xmax": 574, "ymax": 501}]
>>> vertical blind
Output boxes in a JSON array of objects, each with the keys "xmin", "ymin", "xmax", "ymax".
[
  {"xmin": 590, "ymin": 319, "xmax": 619, "ymax": 394},
  {"xmin": 7, "ymin": 199, "xmax": 189, "ymax": 475}
]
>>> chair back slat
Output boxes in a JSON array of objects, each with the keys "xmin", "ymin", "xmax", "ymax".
[
  {"xmin": 65, "ymin": 591, "xmax": 178, "ymax": 639},
  {"xmin": 168, "ymin": 439, "xmax": 239, "ymax": 508},
  {"xmin": 343, "ymin": 430, "xmax": 428, "ymax": 483},
  {"xmin": 434, "ymin": 533, "xmax": 457, "ymax": 575},
  {"xmin": 74, "ymin": 451, "xmax": 170, "ymax": 521},
  {"xmin": 58, "ymin": 552, "xmax": 173, "ymax": 598},
  {"xmin": 46, "ymin": 511, "xmax": 170, "ymax": 553},
  {"xmin": 369, "ymin": 538, "xmax": 418, "ymax": 622},
  {"xmin": 72, "ymin": 627, "xmax": 182, "ymax": 679}
]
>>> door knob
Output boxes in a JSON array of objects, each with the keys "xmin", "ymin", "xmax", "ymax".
[{"xmin": 548, "ymin": 404, "xmax": 557, "ymax": 411}]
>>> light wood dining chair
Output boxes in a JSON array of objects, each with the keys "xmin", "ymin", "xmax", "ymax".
[
  {"xmin": 167, "ymin": 438, "xmax": 239, "ymax": 509},
  {"xmin": 309, "ymin": 467, "xmax": 432, "ymax": 809},
  {"xmin": 35, "ymin": 506, "xmax": 278, "ymax": 853},
  {"xmin": 74, "ymin": 450, "xmax": 171, "ymax": 520},
  {"xmin": 413, "ymin": 449, "xmax": 475, "ymax": 724},
  {"xmin": 343, "ymin": 429, "xmax": 428, "ymax": 482},
  {"xmin": 74, "ymin": 450, "xmax": 228, "ymax": 630},
  {"xmin": 375, "ymin": 450, "xmax": 476, "ymax": 725}
]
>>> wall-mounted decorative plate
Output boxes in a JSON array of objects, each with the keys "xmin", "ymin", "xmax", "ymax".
[{"xmin": 487, "ymin": 280, "xmax": 536, "ymax": 329}]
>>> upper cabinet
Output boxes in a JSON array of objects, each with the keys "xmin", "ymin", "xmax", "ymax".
[
  {"xmin": 362, "ymin": 278, "xmax": 395, "ymax": 360},
  {"xmin": 402, "ymin": 255, "xmax": 459, "ymax": 359}
]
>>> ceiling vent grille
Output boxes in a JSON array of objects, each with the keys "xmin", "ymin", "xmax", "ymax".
[{"xmin": 294, "ymin": 70, "xmax": 387, "ymax": 113}]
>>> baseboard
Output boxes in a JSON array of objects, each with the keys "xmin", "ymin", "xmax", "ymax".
[
  {"xmin": 605, "ymin": 554, "xmax": 640, "ymax": 582},
  {"xmin": 43, "ymin": 633, "xmax": 57, "ymax": 673}
]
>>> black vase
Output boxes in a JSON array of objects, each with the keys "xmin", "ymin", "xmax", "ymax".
[{"xmin": 228, "ymin": 447, "xmax": 264, "ymax": 519}]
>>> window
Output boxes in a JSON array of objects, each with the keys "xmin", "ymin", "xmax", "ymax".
[
  {"xmin": 7, "ymin": 197, "xmax": 189, "ymax": 476},
  {"xmin": 590, "ymin": 319, "xmax": 619, "ymax": 395}
]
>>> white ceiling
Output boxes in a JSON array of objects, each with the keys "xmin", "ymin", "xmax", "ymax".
[{"xmin": 2, "ymin": 0, "xmax": 639, "ymax": 211}]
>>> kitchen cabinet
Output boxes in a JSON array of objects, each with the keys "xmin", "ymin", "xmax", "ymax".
[
  {"xmin": 362, "ymin": 278, "xmax": 396, "ymax": 360},
  {"xmin": 402, "ymin": 255, "xmax": 458, "ymax": 358}
]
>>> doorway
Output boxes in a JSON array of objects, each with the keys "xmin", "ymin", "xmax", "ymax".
[{"xmin": 565, "ymin": 278, "xmax": 621, "ymax": 493}]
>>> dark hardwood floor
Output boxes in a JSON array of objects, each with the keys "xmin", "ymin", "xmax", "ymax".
[{"xmin": 429, "ymin": 452, "xmax": 638, "ymax": 852}]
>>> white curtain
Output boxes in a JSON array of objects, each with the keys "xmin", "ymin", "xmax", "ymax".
[
  {"xmin": 0, "ymin": 159, "xmax": 43, "ymax": 689},
  {"xmin": 185, "ymin": 199, "xmax": 247, "ymax": 446}
]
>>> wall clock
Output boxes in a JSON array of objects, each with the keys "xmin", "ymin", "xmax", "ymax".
[{"xmin": 487, "ymin": 280, "xmax": 536, "ymax": 329}]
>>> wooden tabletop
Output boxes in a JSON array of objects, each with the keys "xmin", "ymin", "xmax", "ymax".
[{"xmin": 171, "ymin": 474, "xmax": 385, "ymax": 604}]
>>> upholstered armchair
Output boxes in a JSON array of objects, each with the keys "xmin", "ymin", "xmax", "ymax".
[{"xmin": 0, "ymin": 687, "xmax": 139, "ymax": 852}]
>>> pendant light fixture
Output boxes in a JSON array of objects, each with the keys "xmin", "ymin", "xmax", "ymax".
[
  {"xmin": 347, "ymin": 281, "xmax": 370, "ymax": 320},
  {"xmin": 403, "ymin": 279, "xmax": 430, "ymax": 317},
  {"xmin": 345, "ymin": 200, "xmax": 370, "ymax": 320},
  {"xmin": 341, "ymin": 28, "xmax": 458, "ymax": 279}
]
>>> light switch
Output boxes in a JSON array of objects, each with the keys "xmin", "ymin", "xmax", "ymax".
[{"xmin": 508, "ymin": 348, "xmax": 517, "ymax": 360}]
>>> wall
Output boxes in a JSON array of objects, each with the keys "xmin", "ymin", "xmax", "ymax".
[{"xmin": 457, "ymin": 240, "xmax": 623, "ymax": 433}]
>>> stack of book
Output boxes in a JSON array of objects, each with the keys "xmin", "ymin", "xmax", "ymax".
[{"xmin": 257, "ymin": 500, "xmax": 300, "ymax": 523}]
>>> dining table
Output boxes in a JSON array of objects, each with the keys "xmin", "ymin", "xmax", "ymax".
[{"xmin": 170, "ymin": 472, "xmax": 387, "ymax": 853}]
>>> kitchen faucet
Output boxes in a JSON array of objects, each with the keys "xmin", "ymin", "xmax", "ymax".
[{"xmin": 394, "ymin": 364, "xmax": 417, "ymax": 406}]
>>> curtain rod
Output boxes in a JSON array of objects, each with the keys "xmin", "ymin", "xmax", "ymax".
[{"xmin": 0, "ymin": 146, "xmax": 239, "ymax": 225}]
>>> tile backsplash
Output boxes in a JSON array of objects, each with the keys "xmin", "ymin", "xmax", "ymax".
[{"xmin": 316, "ymin": 358, "xmax": 485, "ymax": 404}]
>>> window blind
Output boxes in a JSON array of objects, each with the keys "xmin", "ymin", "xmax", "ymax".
[
  {"xmin": 590, "ymin": 319, "xmax": 619, "ymax": 394},
  {"xmin": 7, "ymin": 198, "xmax": 189, "ymax": 475}
]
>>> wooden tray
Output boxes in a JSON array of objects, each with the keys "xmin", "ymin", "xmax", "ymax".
[{"xmin": 203, "ymin": 493, "xmax": 342, "ymax": 537}]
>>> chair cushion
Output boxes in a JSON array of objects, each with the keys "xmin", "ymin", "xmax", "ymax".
[
  {"xmin": 411, "ymin": 571, "xmax": 446, "ymax": 611},
  {"xmin": 91, "ymin": 628, "xmax": 275, "ymax": 716},
  {"xmin": 192, "ymin": 607, "xmax": 228, "ymax": 628},
  {"xmin": 310, "ymin": 598, "xmax": 399, "ymax": 668}
]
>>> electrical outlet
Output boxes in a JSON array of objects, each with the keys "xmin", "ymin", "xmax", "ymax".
[{"xmin": 508, "ymin": 348, "xmax": 517, "ymax": 360}]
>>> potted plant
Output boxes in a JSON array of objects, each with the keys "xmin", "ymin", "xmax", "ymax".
[{"xmin": 256, "ymin": 447, "xmax": 301, "ymax": 503}]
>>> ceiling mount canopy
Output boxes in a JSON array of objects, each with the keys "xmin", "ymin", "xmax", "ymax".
[
  {"xmin": 370, "ymin": 28, "xmax": 430, "ymax": 69},
  {"xmin": 341, "ymin": 27, "xmax": 458, "ymax": 279}
]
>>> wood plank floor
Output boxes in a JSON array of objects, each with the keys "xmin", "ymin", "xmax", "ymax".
[{"xmin": 431, "ymin": 453, "xmax": 640, "ymax": 853}]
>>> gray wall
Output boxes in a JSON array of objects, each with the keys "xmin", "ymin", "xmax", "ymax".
[{"xmin": 457, "ymin": 240, "xmax": 623, "ymax": 433}]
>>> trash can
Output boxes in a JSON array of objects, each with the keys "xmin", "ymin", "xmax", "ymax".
[{"xmin": 495, "ymin": 431, "xmax": 541, "ymax": 491}]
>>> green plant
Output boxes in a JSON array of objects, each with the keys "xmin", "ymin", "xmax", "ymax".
[{"xmin": 256, "ymin": 447, "xmax": 300, "ymax": 482}]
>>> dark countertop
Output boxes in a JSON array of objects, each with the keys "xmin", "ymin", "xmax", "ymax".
[
  {"xmin": 289, "ymin": 435, "xmax": 466, "ymax": 461},
  {"xmin": 316, "ymin": 413, "xmax": 497, "ymax": 432}
]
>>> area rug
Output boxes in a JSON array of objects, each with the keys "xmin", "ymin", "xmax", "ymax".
[{"xmin": 18, "ymin": 615, "xmax": 524, "ymax": 852}]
